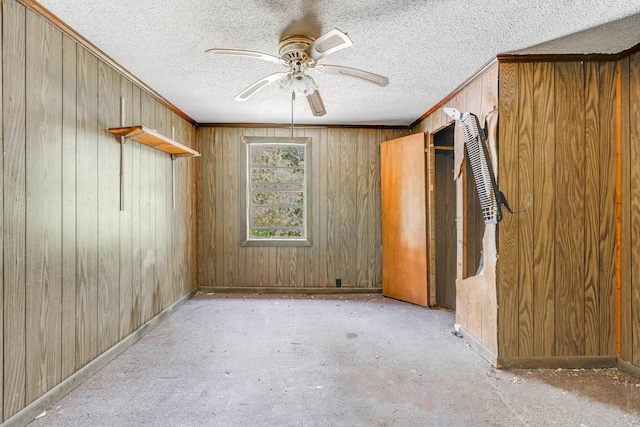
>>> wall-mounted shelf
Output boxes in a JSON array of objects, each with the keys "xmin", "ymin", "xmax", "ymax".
[{"xmin": 109, "ymin": 125, "xmax": 200, "ymax": 157}]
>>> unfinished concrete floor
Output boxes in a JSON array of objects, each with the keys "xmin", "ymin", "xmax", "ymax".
[{"xmin": 30, "ymin": 293, "xmax": 640, "ymax": 426}]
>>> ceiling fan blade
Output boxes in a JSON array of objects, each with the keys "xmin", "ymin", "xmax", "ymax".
[
  {"xmin": 205, "ymin": 48, "xmax": 285, "ymax": 66},
  {"xmin": 306, "ymin": 90, "xmax": 326, "ymax": 117},
  {"xmin": 307, "ymin": 28, "xmax": 353, "ymax": 61},
  {"xmin": 315, "ymin": 64, "xmax": 389, "ymax": 87},
  {"xmin": 235, "ymin": 72, "xmax": 289, "ymax": 101}
]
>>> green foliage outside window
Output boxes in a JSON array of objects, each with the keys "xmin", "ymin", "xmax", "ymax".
[{"xmin": 248, "ymin": 143, "xmax": 306, "ymax": 240}]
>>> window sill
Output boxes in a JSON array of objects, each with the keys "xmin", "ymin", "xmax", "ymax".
[{"xmin": 241, "ymin": 239, "xmax": 312, "ymax": 247}]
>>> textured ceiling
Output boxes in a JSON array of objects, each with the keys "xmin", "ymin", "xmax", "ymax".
[{"xmin": 36, "ymin": 0, "xmax": 640, "ymax": 126}]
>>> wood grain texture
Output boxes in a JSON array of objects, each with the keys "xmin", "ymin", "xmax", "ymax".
[
  {"xmin": 0, "ymin": 2, "xmax": 198, "ymax": 419},
  {"xmin": 497, "ymin": 62, "xmax": 520, "ymax": 357},
  {"xmin": 119, "ymin": 77, "xmax": 134, "ymax": 338},
  {"xmin": 224, "ymin": 127, "xmax": 238, "ymax": 286},
  {"xmin": 75, "ymin": 46, "xmax": 99, "ymax": 369},
  {"xmin": 584, "ymin": 62, "xmax": 600, "ymax": 356},
  {"xmin": 532, "ymin": 62, "xmax": 556, "ymax": 357},
  {"xmin": 356, "ymin": 130, "xmax": 369, "ymax": 287},
  {"xmin": 435, "ymin": 151, "xmax": 456, "ymax": 309},
  {"xmin": 154, "ymin": 103, "xmax": 168, "ymax": 310},
  {"xmin": 315, "ymin": 128, "xmax": 329, "ymax": 287},
  {"xmin": 326, "ymin": 129, "xmax": 341, "ymax": 287},
  {"xmin": 97, "ymin": 61, "xmax": 121, "ymax": 354},
  {"xmin": 130, "ymin": 83, "xmax": 142, "ymax": 331},
  {"xmin": 630, "ymin": 52, "xmax": 640, "ymax": 366},
  {"xmin": 0, "ymin": 1, "xmax": 4, "ymax": 419},
  {"xmin": 139, "ymin": 92, "xmax": 155, "ymax": 323},
  {"xmin": 619, "ymin": 57, "xmax": 632, "ymax": 363},
  {"xmin": 380, "ymin": 133, "xmax": 428, "ymax": 306},
  {"xmin": 517, "ymin": 62, "xmax": 534, "ymax": 357},
  {"xmin": 61, "ymin": 34, "xmax": 77, "ymax": 379},
  {"xmin": 340, "ymin": 129, "xmax": 357, "ymax": 286},
  {"xmin": 4, "ymin": 0, "xmax": 27, "ymax": 417},
  {"xmin": 554, "ymin": 61, "xmax": 586, "ymax": 356},
  {"xmin": 198, "ymin": 127, "xmax": 215, "ymax": 286},
  {"xmin": 369, "ymin": 130, "xmax": 383, "ymax": 287},
  {"xmin": 25, "ymin": 10, "xmax": 63, "ymax": 404},
  {"xmin": 598, "ymin": 61, "xmax": 617, "ymax": 357},
  {"xmin": 197, "ymin": 126, "xmax": 405, "ymax": 289}
]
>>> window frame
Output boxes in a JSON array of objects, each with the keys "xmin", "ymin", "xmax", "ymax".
[{"xmin": 240, "ymin": 136, "xmax": 312, "ymax": 247}]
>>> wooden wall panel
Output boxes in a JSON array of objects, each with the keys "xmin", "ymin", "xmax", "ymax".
[
  {"xmin": 198, "ymin": 126, "xmax": 407, "ymax": 289},
  {"xmin": 326, "ymin": 129, "xmax": 341, "ymax": 287},
  {"xmin": 630, "ymin": 52, "xmax": 640, "ymax": 367},
  {"xmin": 1, "ymin": 1, "xmax": 198, "ymax": 421},
  {"xmin": 554, "ymin": 61, "xmax": 586, "ymax": 356},
  {"xmin": 411, "ymin": 62, "xmax": 500, "ymax": 353},
  {"xmin": 497, "ymin": 59, "xmax": 620, "ymax": 360},
  {"xmin": 130, "ymin": 83, "xmax": 143, "ymax": 332},
  {"xmin": 516, "ymin": 62, "xmax": 534, "ymax": 357},
  {"xmin": 583, "ymin": 62, "xmax": 600, "ymax": 356},
  {"xmin": 198, "ymin": 127, "xmax": 215, "ymax": 286},
  {"xmin": 139, "ymin": 92, "xmax": 155, "ymax": 323},
  {"xmin": 25, "ymin": 10, "xmax": 63, "ymax": 404},
  {"xmin": 119, "ymin": 77, "xmax": 134, "ymax": 338},
  {"xmin": 76, "ymin": 45, "xmax": 99, "ymax": 368},
  {"xmin": 3, "ymin": 0, "xmax": 27, "ymax": 418},
  {"xmin": 598, "ymin": 61, "xmax": 617, "ymax": 357},
  {"xmin": 97, "ymin": 61, "xmax": 121, "ymax": 354},
  {"xmin": 497, "ymin": 62, "xmax": 520, "ymax": 357},
  {"xmin": 340, "ymin": 129, "xmax": 358, "ymax": 286},
  {"xmin": 0, "ymin": 1, "xmax": 4, "ymax": 419},
  {"xmin": 61, "ymin": 34, "xmax": 77, "ymax": 379},
  {"xmin": 154, "ymin": 103, "xmax": 168, "ymax": 309},
  {"xmin": 531, "ymin": 62, "xmax": 556, "ymax": 357},
  {"xmin": 619, "ymin": 57, "xmax": 632, "ymax": 364}
]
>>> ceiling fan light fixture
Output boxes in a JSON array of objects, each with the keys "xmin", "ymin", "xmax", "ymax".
[{"xmin": 279, "ymin": 71, "xmax": 318, "ymax": 97}]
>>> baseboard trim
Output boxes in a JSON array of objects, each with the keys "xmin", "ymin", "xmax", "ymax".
[
  {"xmin": 496, "ymin": 355, "xmax": 617, "ymax": 370},
  {"xmin": 5, "ymin": 289, "xmax": 196, "ymax": 427},
  {"xmin": 198, "ymin": 286, "xmax": 383, "ymax": 295},
  {"xmin": 617, "ymin": 359, "xmax": 640, "ymax": 378},
  {"xmin": 458, "ymin": 327, "xmax": 498, "ymax": 366}
]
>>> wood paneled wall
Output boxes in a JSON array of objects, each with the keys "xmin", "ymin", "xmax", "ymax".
[
  {"xmin": 1, "ymin": 1, "xmax": 197, "ymax": 422},
  {"xmin": 497, "ymin": 60, "xmax": 618, "ymax": 359},
  {"xmin": 621, "ymin": 50, "xmax": 640, "ymax": 370},
  {"xmin": 198, "ymin": 126, "xmax": 407, "ymax": 289},
  {"xmin": 412, "ymin": 62, "xmax": 499, "ymax": 354}
]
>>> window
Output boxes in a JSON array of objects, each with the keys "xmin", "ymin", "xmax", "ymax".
[{"xmin": 240, "ymin": 136, "xmax": 312, "ymax": 246}]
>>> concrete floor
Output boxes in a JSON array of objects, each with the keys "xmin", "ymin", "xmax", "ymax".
[{"xmin": 30, "ymin": 293, "xmax": 640, "ymax": 426}]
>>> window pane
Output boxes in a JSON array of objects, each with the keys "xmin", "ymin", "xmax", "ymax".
[
  {"xmin": 252, "ymin": 207, "xmax": 303, "ymax": 227},
  {"xmin": 250, "ymin": 145, "xmax": 305, "ymax": 168},
  {"xmin": 251, "ymin": 191, "xmax": 304, "ymax": 206},
  {"xmin": 243, "ymin": 137, "xmax": 311, "ymax": 245},
  {"xmin": 252, "ymin": 182, "xmax": 303, "ymax": 191},
  {"xmin": 250, "ymin": 168, "xmax": 304, "ymax": 184},
  {"xmin": 250, "ymin": 229, "xmax": 303, "ymax": 238}
]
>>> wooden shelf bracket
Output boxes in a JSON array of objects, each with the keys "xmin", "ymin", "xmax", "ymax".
[{"xmin": 109, "ymin": 97, "xmax": 200, "ymax": 211}]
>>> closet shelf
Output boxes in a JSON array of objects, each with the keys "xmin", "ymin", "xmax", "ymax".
[{"xmin": 109, "ymin": 125, "xmax": 200, "ymax": 157}]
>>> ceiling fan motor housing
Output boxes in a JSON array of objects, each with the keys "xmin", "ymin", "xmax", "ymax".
[{"xmin": 279, "ymin": 35, "xmax": 315, "ymax": 68}]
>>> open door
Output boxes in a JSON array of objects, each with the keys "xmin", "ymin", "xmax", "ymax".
[
  {"xmin": 380, "ymin": 133, "xmax": 428, "ymax": 306},
  {"xmin": 434, "ymin": 124, "xmax": 457, "ymax": 310}
]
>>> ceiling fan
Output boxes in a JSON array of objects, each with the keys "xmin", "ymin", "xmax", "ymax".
[{"xmin": 206, "ymin": 28, "xmax": 389, "ymax": 116}]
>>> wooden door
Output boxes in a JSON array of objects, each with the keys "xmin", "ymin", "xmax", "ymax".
[{"xmin": 380, "ymin": 133, "xmax": 428, "ymax": 306}]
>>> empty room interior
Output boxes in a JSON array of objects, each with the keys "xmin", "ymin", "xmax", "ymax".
[{"xmin": 2, "ymin": 0, "xmax": 640, "ymax": 425}]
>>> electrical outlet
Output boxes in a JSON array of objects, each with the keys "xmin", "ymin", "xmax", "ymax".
[{"xmin": 336, "ymin": 278, "xmax": 342, "ymax": 288}]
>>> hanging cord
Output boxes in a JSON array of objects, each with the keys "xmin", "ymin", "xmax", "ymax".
[{"xmin": 291, "ymin": 91, "xmax": 295, "ymax": 142}]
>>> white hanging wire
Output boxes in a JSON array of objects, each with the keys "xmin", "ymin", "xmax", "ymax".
[{"xmin": 291, "ymin": 91, "xmax": 295, "ymax": 142}]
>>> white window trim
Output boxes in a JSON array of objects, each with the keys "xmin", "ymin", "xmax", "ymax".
[{"xmin": 240, "ymin": 136, "xmax": 312, "ymax": 247}]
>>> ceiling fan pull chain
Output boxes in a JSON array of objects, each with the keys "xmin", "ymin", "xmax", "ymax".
[{"xmin": 291, "ymin": 91, "xmax": 295, "ymax": 142}]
